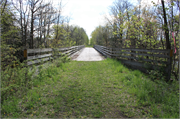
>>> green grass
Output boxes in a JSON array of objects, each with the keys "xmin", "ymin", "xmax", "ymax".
[
  {"xmin": 1, "ymin": 58, "xmax": 179, "ymax": 118},
  {"xmin": 85, "ymin": 44, "xmax": 94, "ymax": 47}
]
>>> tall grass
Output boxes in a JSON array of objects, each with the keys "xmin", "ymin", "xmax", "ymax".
[
  {"xmin": 1, "ymin": 62, "xmax": 33, "ymax": 103},
  {"xmin": 111, "ymin": 59, "xmax": 179, "ymax": 118},
  {"xmin": 1, "ymin": 55, "xmax": 70, "ymax": 104}
]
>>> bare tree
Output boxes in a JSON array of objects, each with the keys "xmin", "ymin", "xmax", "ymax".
[
  {"xmin": 106, "ymin": 0, "xmax": 133, "ymax": 48},
  {"xmin": 0, "ymin": 0, "xmax": 7, "ymax": 15},
  {"xmin": 12, "ymin": 0, "xmax": 30, "ymax": 49},
  {"xmin": 42, "ymin": 2, "xmax": 57, "ymax": 47},
  {"xmin": 161, "ymin": 0, "xmax": 171, "ymax": 49},
  {"xmin": 55, "ymin": 1, "xmax": 63, "ymax": 41},
  {"xmin": 28, "ymin": 0, "xmax": 49, "ymax": 48}
]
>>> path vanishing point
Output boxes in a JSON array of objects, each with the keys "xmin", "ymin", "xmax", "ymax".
[{"xmin": 72, "ymin": 47, "xmax": 105, "ymax": 61}]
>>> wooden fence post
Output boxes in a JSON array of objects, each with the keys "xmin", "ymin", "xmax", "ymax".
[
  {"xmin": 24, "ymin": 49, "xmax": 27, "ymax": 60},
  {"xmin": 23, "ymin": 49, "xmax": 28, "ymax": 84},
  {"xmin": 111, "ymin": 47, "xmax": 113, "ymax": 58},
  {"xmin": 111, "ymin": 47, "xmax": 116, "ymax": 59},
  {"xmin": 167, "ymin": 49, "xmax": 173, "ymax": 81}
]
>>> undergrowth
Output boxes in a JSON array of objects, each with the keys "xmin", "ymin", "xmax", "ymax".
[
  {"xmin": 112, "ymin": 59, "xmax": 179, "ymax": 118},
  {"xmin": 1, "ymin": 55, "xmax": 70, "ymax": 104}
]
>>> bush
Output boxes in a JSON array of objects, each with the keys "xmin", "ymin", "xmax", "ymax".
[
  {"xmin": 1, "ymin": 62, "xmax": 36, "ymax": 104},
  {"xmin": 1, "ymin": 54, "xmax": 71, "ymax": 105},
  {"xmin": 148, "ymin": 70, "xmax": 166, "ymax": 81}
]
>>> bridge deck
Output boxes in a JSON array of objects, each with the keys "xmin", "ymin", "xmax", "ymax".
[{"xmin": 73, "ymin": 47, "xmax": 105, "ymax": 61}]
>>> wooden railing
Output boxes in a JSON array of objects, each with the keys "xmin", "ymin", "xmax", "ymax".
[
  {"xmin": 24, "ymin": 45, "xmax": 85, "ymax": 66},
  {"xmin": 94, "ymin": 45, "xmax": 173, "ymax": 80}
]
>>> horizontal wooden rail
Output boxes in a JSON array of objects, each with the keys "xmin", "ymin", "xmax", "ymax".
[
  {"xmin": 94, "ymin": 45, "xmax": 172, "ymax": 81},
  {"xmin": 24, "ymin": 45, "xmax": 85, "ymax": 66}
]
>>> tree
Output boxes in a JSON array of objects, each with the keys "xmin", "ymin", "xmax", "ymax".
[
  {"xmin": 1, "ymin": 0, "xmax": 21, "ymax": 68},
  {"xmin": 0, "ymin": 0, "xmax": 7, "ymax": 14},
  {"xmin": 28, "ymin": 0, "xmax": 49, "ymax": 48},
  {"xmin": 161, "ymin": 0, "xmax": 171, "ymax": 49},
  {"xmin": 52, "ymin": 24, "xmax": 88, "ymax": 48}
]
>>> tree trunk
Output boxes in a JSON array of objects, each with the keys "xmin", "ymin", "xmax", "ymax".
[
  {"xmin": 30, "ymin": 10, "xmax": 34, "ymax": 49},
  {"xmin": 161, "ymin": 0, "xmax": 171, "ymax": 49}
]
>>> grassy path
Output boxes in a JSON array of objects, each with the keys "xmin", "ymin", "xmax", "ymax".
[{"xmin": 2, "ymin": 59, "xmax": 179, "ymax": 118}]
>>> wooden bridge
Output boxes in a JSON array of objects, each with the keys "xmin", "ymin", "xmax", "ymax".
[
  {"xmin": 72, "ymin": 47, "xmax": 105, "ymax": 61},
  {"xmin": 24, "ymin": 45, "xmax": 173, "ymax": 80},
  {"xmin": 2, "ymin": 45, "xmax": 177, "ymax": 118}
]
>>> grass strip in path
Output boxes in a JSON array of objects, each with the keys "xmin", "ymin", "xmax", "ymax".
[{"xmin": 1, "ymin": 58, "xmax": 179, "ymax": 118}]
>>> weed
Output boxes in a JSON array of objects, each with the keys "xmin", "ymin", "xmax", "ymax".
[{"xmin": 148, "ymin": 70, "xmax": 166, "ymax": 81}]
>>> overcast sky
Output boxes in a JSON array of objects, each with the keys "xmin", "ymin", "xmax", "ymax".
[{"xmin": 51, "ymin": 0, "xmax": 160, "ymax": 39}]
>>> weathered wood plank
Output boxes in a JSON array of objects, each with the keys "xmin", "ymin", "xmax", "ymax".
[
  {"xmin": 58, "ymin": 47, "xmax": 70, "ymax": 51},
  {"xmin": 112, "ymin": 51, "xmax": 169, "ymax": 58},
  {"xmin": 63, "ymin": 50, "xmax": 73, "ymax": 54},
  {"xmin": 95, "ymin": 45, "xmax": 170, "ymax": 54},
  {"xmin": 94, "ymin": 47, "xmax": 107, "ymax": 56},
  {"xmin": 102, "ymin": 48, "xmax": 113, "ymax": 53},
  {"xmin": 27, "ymin": 48, "xmax": 52, "ymax": 54},
  {"xmin": 117, "ymin": 58, "xmax": 166, "ymax": 71},
  {"xmin": 99, "ymin": 48, "xmax": 112, "ymax": 56},
  {"xmin": 27, "ymin": 57, "xmax": 52, "ymax": 65},
  {"xmin": 27, "ymin": 53, "xmax": 52, "ymax": 60},
  {"xmin": 113, "ymin": 48, "xmax": 170, "ymax": 53},
  {"xmin": 118, "ymin": 55, "xmax": 168, "ymax": 65},
  {"xmin": 96, "ymin": 46, "xmax": 169, "ymax": 58}
]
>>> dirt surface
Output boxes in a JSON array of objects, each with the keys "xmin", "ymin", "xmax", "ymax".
[{"xmin": 72, "ymin": 47, "xmax": 105, "ymax": 61}]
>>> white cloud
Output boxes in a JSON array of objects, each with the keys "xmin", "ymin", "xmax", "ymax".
[{"xmin": 50, "ymin": 0, "xmax": 114, "ymax": 39}]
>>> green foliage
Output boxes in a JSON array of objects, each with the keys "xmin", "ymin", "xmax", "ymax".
[
  {"xmin": 1, "ymin": 3, "xmax": 22, "ymax": 69},
  {"xmin": 1, "ymin": 43, "xmax": 19, "ymax": 69},
  {"xmin": 1, "ymin": 63, "xmax": 34, "ymax": 104},
  {"xmin": 1, "ymin": 55, "xmax": 70, "ymax": 106},
  {"xmin": 51, "ymin": 25, "xmax": 89, "ymax": 48},
  {"xmin": 90, "ymin": 25, "xmax": 111, "ymax": 47},
  {"xmin": 148, "ymin": 70, "xmax": 166, "ymax": 81}
]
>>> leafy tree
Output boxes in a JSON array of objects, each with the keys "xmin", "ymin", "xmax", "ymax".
[
  {"xmin": 52, "ymin": 24, "xmax": 88, "ymax": 48},
  {"xmin": 1, "ymin": 1, "xmax": 21, "ymax": 69}
]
